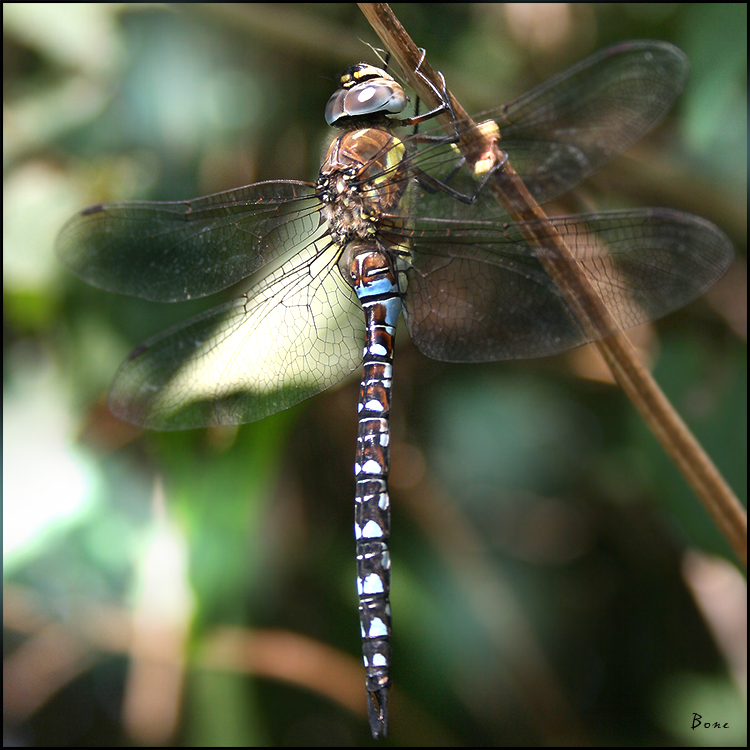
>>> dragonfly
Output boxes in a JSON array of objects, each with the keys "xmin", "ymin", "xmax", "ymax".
[{"xmin": 56, "ymin": 41, "xmax": 733, "ymax": 738}]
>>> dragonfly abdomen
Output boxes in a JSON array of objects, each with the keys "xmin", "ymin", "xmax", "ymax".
[{"xmin": 347, "ymin": 240, "xmax": 403, "ymax": 737}]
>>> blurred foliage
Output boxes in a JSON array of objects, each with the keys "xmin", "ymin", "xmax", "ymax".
[{"xmin": 3, "ymin": 3, "xmax": 746, "ymax": 746}]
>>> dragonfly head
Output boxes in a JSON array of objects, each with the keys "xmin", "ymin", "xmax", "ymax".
[{"xmin": 325, "ymin": 63, "xmax": 407, "ymax": 126}]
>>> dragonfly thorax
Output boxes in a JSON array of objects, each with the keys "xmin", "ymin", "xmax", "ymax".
[{"xmin": 317, "ymin": 127, "xmax": 408, "ymax": 246}]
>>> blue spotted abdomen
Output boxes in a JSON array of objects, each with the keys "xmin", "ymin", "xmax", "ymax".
[{"xmin": 344, "ymin": 240, "xmax": 403, "ymax": 734}]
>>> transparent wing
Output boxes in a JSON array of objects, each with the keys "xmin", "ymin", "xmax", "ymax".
[
  {"xmin": 485, "ymin": 39, "xmax": 689, "ymax": 203},
  {"xmin": 109, "ymin": 228, "xmax": 364, "ymax": 429},
  {"xmin": 401, "ymin": 209, "xmax": 733, "ymax": 362},
  {"xmin": 363, "ymin": 41, "xmax": 689, "ymax": 215},
  {"xmin": 56, "ymin": 180, "xmax": 322, "ymax": 302}
]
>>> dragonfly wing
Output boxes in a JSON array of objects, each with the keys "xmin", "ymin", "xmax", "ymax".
[
  {"xmin": 402, "ymin": 209, "xmax": 733, "ymax": 362},
  {"xmin": 109, "ymin": 229, "xmax": 364, "ymax": 429},
  {"xmin": 56, "ymin": 180, "xmax": 322, "ymax": 301},
  {"xmin": 400, "ymin": 41, "xmax": 688, "ymax": 213},
  {"xmin": 493, "ymin": 41, "xmax": 689, "ymax": 203}
]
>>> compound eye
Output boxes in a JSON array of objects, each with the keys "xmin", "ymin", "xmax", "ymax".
[{"xmin": 326, "ymin": 63, "xmax": 405, "ymax": 123}]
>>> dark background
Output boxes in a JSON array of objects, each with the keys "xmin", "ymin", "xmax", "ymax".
[{"xmin": 4, "ymin": 4, "xmax": 746, "ymax": 746}]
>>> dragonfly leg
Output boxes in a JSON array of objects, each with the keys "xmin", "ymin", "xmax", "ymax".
[
  {"xmin": 398, "ymin": 48, "xmax": 460, "ymax": 144},
  {"xmin": 412, "ymin": 150, "xmax": 506, "ymax": 205}
]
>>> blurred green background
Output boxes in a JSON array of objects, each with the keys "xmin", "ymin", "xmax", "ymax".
[{"xmin": 4, "ymin": 3, "xmax": 746, "ymax": 746}]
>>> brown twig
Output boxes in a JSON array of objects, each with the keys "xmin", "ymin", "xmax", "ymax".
[{"xmin": 358, "ymin": 3, "xmax": 746, "ymax": 565}]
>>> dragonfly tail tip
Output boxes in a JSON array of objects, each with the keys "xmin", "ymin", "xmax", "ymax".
[{"xmin": 367, "ymin": 687, "xmax": 389, "ymax": 738}]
